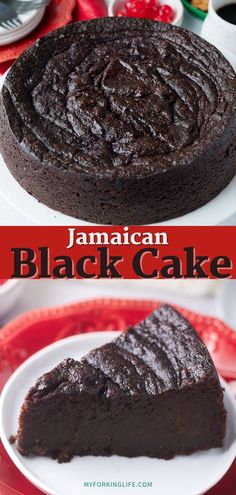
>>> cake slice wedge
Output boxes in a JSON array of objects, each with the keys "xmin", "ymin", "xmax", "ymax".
[{"xmin": 16, "ymin": 304, "xmax": 226, "ymax": 462}]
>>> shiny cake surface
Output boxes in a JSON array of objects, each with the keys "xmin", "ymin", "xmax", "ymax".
[
  {"xmin": 2, "ymin": 18, "xmax": 236, "ymax": 179},
  {"xmin": 27, "ymin": 305, "xmax": 219, "ymax": 400}
]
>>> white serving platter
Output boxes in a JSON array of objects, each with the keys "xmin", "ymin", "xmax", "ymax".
[{"xmin": 1, "ymin": 331, "xmax": 236, "ymax": 495}]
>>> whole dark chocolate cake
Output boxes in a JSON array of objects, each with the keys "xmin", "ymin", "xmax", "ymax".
[
  {"xmin": 0, "ymin": 18, "xmax": 236, "ymax": 224},
  {"xmin": 16, "ymin": 305, "xmax": 226, "ymax": 462}
]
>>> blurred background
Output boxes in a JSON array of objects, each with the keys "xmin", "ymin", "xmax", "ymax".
[{"xmin": 0, "ymin": 279, "xmax": 235, "ymax": 330}]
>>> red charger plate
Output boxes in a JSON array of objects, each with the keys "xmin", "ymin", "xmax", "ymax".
[{"xmin": 0, "ymin": 298, "xmax": 236, "ymax": 494}]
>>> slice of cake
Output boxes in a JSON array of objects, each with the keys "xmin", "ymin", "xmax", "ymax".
[{"xmin": 16, "ymin": 305, "xmax": 226, "ymax": 462}]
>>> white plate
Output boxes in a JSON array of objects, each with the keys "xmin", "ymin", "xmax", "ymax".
[
  {"xmin": 0, "ymin": 7, "xmax": 45, "ymax": 46},
  {"xmin": 0, "ymin": 332, "xmax": 236, "ymax": 495},
  {"xmin": 108, "ymin": 0, "xmax": 184, "ymax": 27},
  {"xmin": 0, "ymin": 71, "xmax": 236, "ymax": 226}
]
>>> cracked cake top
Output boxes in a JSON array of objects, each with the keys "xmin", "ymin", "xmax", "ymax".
[
  {"xmin": 2, "ymin": 17, "xmax": 236, "ymax": 179},
  {"xmin": 25, "ymin": 305, "xmax": 219, "ymax": 401}
]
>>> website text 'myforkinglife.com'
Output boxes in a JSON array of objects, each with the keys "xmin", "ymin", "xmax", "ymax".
[{"xmin": 83, "ymin": 481, "xmax": 153, "ymax": 489}]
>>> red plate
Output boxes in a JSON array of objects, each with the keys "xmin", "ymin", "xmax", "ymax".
[{"xmin": 0, "ymin": 298, "xmax": 236, "ymax": 494}]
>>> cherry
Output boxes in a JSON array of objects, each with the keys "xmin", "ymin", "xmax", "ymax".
[
  {"xmin": 148, "ymin": 5, "xmax": 161, "ymax": 16},
  {"xmin": 158, "ymin": 4, "xmax": 175, "ymax": 21},
  {"xmin": 125, "ymin": 0, "xmax": 144, "ymax": 9},
  {"xmin": 115, "ymin": 0, "xmax": 175, "ymax": 23},
  {"xmin": 142, "ymin": 3, "xmax": 160, "ymax": 18},
  {"xmin": 125, "ymin": 0, "xmax": 149, "ymax": 16},
  {"xmin": 116, "ymin": 8, "xmax": 127, "ymax": 16},
  {"xmin": 144, "ymin": 0, "xmax": 157, "ymax": 7},
  {"xmin": 153, "ymin": 13, "xmax": 163, "ymax": 21},
  {"xmin": 125, "ymin": 7, "xmax": 141, "ymax": 17}
]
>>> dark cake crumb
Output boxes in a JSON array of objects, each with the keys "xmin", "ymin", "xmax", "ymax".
[{"xmin": 9, "ymin": 435, "xmax": 16, "ymax": 445}]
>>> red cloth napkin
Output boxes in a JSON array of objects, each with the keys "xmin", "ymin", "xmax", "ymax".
[
  {"xmin": 0, "ymin": 0, "xmax": 107, "ymax": 74},
  {"xmin": 74, "ymin": 0, "xmax": 108, "ymax": 20}
]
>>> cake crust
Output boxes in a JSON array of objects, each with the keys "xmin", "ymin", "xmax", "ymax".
[{"xmin": 0, "ymin": 18, "xmax": 236, "ymax": 224}]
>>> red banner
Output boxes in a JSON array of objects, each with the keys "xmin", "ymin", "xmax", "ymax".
[{"xmin": 0, "ymin": 226, "xmax": 235, "ymax": 279}]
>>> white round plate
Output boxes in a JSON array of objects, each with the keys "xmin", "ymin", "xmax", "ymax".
[
  {"xmin": 0, "ymin": 332, "xmax": 236, "ymax": 495},
  {"xmin": 0, "ymin": 7, "xmax": 45, "ymax": 46},
  {"xmin": 108, "ymin": 0, "xmax": 184, "ymax": 27}
]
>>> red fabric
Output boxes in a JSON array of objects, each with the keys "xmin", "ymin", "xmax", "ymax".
[
  {"xmin": 0, "ymin": 0, "xmax": 107, "ymax": 73},
  {"xmin": 207, "ymin": 460, "xmax": 236, "ymax": 495},
  {"xmin": 0, "ymin": 298, "xmax": 236, "ymax": 494},
  {"xmin": 0, "ymin": 61, "xmax": 12, "ymax": 73},
  {"xmin": 74, "ymin": 0, "xmax": 108, "ymax": 20}
]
